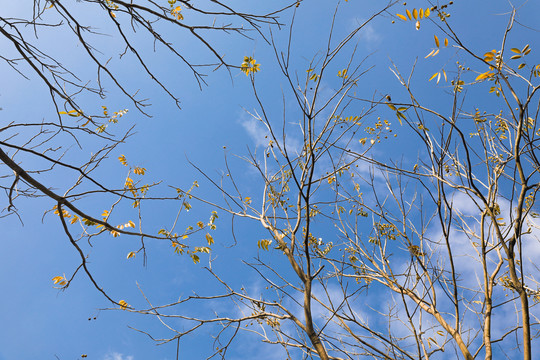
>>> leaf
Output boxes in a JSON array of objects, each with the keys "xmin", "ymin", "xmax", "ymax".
[
  {"xmin": 484, "ymin": 52, "xmax": 494, "ymax": 61},
  {"xmin": 127, "ymin": 220, "xmax": 136, "ymax": 228},
  {"xmin": 444, "ymin": 38, "xmax": 448, "ymax": 47},
  {"xmin": 118, "ymin": 300, "xmax": 129, "ymax": 310},
  {"xmin": 396, "ymin": 13, "xmax": 407, "ymax": 21},
  {"xmin": 425, "ymin": 49, "xmax": 436, "ymax": 58},
  {"xmin": 434, "ymin": 35, "xmax": 440, "ymax": 48},
  {"xmin": 118, "ymin": 155, "xmax": 128, "ymax": 166},
  {"xmin": 424, "ymin": 7, "xmax": 430, "ymax": 17},
  {"xmin": 258, "ymin": 239, "xmax": 272, "ymax": 251},
  {"xmin": 419, "ymin": 8, "xmax": 424, "ymax": 19},
  {"xmin": 518, "ymin": 63, "xmax": 526, "ymax": 69},
  {"xmin": 406, "ymin": 9, "xmax": 412, "ymax": 20},
  {"xmin": 412, "ymin": 8, "xmax": 418, "ymax": 19},
  {"xmin": 52, "ymin": 276, "xmax": 66, "ymax": 285},
  {"xmin": 442, "ymin": 69, "xmax": 447, "ymax": 82},
  {"xmin": 522, "ymin": 44, "xmax": 530, "ymax": 53},
  {"xmin": 510, "ymin": 48, "xmax": 521, "ymax": 54},
  {"xmin": 386, "ymin": 103, "xmax": 397, "ymax": 111},
  {"xmin": 429, "ymin": 72, "xmax": 439, "ymax": 81},
  {"xmin": 510, "ymin": 54, "xmax": 522, "ymax": 60},
  {"xmin": 206, "ymin": 233, "xmax": 214, "ymax": 245},
  {"xmin": 415, "ymin": 20, "xmax": 420, "ymax": 30},
  {"xmin": 476, "ymin": 71, "xmax": 494, "ymax": 81},
  {"xmin": 127, "ymin": 251, "xmax": 136, "ymax": 259}
]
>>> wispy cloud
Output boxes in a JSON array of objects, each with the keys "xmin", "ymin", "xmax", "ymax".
[
  {"xmin": 351, "ymin": 18, "xmax": 382, "ymax": 46},
  {"xmin": 238, "ymin": 111, "xmax": 270, "ymax": 148},
  {"xmin": 103, "ymin": 351, "xmax": 134, "ymax": 360}
]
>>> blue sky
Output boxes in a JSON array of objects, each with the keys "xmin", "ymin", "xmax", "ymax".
[{"xmin": 2, "ymin": 0, "xmax": 540, "ymax": 359}]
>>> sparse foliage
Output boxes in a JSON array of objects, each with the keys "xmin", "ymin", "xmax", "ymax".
[{"xmin": 3, "ymin": 1, "xmax": 540, "ymax": 359}]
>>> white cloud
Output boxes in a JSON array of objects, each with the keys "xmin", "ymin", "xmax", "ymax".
[
  {"xmin": 103, "ymin": 351, "xmax": 134, "ymax": 360},
  {"xmin": 350, "ymin": 18, "xmax": 381, "ymax": 45},
  {"xmin": 239, "ymin": 112, "xmax": 270, "ymax": 148}
]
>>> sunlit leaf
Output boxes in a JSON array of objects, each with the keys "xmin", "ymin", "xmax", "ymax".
[
  {"xmin": 412, "ymin": 8, "xmax": 418, "ymax": 19},
  {"xmin": 118, "ymin": 300, "xmax": 129, "ymax": 310},
  {"xmin": 206, "ymin": 233, "xmax": 214, "ymax": 245},
  {"xmin": 52, "ymin": 276, "xmax": 66, "ymax": 285},
  {"xmin": 510, "ymin": 48, "xmax": 521, "ymax": 54},
  {"xmin": 396, "ymin": 13, "xmax": 407, "ymax": 21},
  {"xmin": 118, "ymin": 155, "xmax": 128, "ymax": 166},
  {"xmin": 127, "ymin": 251, "xmax": 136, "ymax": 259},
  {"xmin": 424, "ymin": 8, "xmax": 430, "ymax": 17},
  {"xmin": 406, "ymin": 9, "xmax": 412, "ymax": 20},
  {"xmin": 434, "ymin": 35, "xmax": 440, "ymax": 48},
  {"xmin": 476, "ymin": 71, "xmax": 494, "ymax": 81}
]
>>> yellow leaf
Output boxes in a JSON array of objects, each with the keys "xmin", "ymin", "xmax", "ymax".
[
  {"xmin": 419, "ymin": 8, "xmax": 424, "ymax": 18},
  {"xmin": 424, "ymin": 8, "xmax": 430, "ymax": 17},
  {"xmin": 510, "ymin": 48, "xmax": 521, "ymax": 54},
  {"xmin": 118, "ymin": 155, "xmax": 128, "ymax": 166},
  {"xmin": 425, "ymin": 49, "xmax": 435, "ymax": 58},
  {"xmin": 396, "ymin": 13, "xmax": 407, "ymax": 21},
  {"xmin": 102, "ymin": 210, "xmax": 109, "ymax": 218},
  {"xmin": 206, "ymin": 233, "xmax": 214, "ymax": 245},
  {"xmin": 127, "ymin": 251, "xmax": 136, "ymax": 259},
  {"xmin": 386, "ymin": 103, "xmax": 397, "ymax": 111},
  {"xmin": 442, "ymin": 69, "xmax": 447, "ymax": 82},
  {"xmin": 518, "ymin": 63, "xmax": 526, "ymax": 69},
  {"xmin": 118, "ymin": 300, "xmax": 128, "ymax": 310},
  {"xmin": 415, "ymin": 20, "xmax": 420, "ymax": 30},
  {"xmin": 406, "ymin": 9, "xmax": 412, "ymax": 20},
  {"xmin": 412, "ymin": 8, "xmax": 418, "ymax": 19},
  {"xmin": 476, "ymin": 71, "xmax": 494, "ymax": 81},
  {"xmin": 244, "ymin": 196, "xmax": 252, "ymax": 204},
  {"xmin": 434, "ymin": 35, "xmax": 440, "ymax": 48},
  {"xmin": 510, "ymin": 54, "xmax": 522, "ymax": 60},
  {"xmin": 444, "ymin": 38, "xmax": 448, "ymax": 47},
  {"xmin": 52, "ymin": 276, "xmax": 65, "ymax": 285},
  {"xmin": 127, "ymin": 220, "xmax": 135, "ymax": 228}
]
